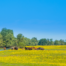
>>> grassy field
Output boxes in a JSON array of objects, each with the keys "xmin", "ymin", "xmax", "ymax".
[{"xmin": 0, "ymin": 45, "xmax": 66, "ymax": 66}]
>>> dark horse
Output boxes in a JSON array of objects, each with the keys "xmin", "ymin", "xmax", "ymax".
[
  {"xmin": 37, "ymin": 47, "xmax": 44, "ymax": 50},
  {"xmin": 14, "ymin": 46, "xmax": 18, "ymax": 50},
  {"xmin": 25, "ymin": 47, "xmax": 32, "ymax": 50},
  {"xmin": 11, "ymin": 46, "xmax": 18, "ymax": 50}
]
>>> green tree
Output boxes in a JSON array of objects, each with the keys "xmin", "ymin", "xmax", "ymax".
[
  {"xmin": 0, "ymin": 33, "xmax": 3, "ymax": 47},
  {"xmin": 46, "ymin": 39, "xmax": 50, "ymax": 45},
  {"xmin": 18, "ymin": 41, "xmax": 25, "ymax": 48},
  {"xmin": 17, "ymin": 34, "xmax": 25, "ymax": 47},
  {"xmin": 13, "ymin": 38, "xmax": 18, "ymax": 46},
  {"xmin": 31, "ymin": 37, "xmax": 38, "ymax": 46},
  {"xmin": 49, "ymin": 39, "xmax": 54, "ymax": 45},
  {"xmin": 1, "ymin": 28, "xmax": 14, "ymax": 47},
  {"xmin": 59, "ymin": 39, "xmax": 64, "ymax": 45},
  {"xmin": 54, "ymin": 40, "xmax": 59, "ymax": 45},
  {"xmin": 17, "ymin": 34, "xmax": 23, "ymax": 41},
  {"xmin": 38, "ymin": 38, "xmax": 47, "ymax": 45},
  {"xmin": 24, "ymin": 37, "xmax": 31, "ymax": 46}
]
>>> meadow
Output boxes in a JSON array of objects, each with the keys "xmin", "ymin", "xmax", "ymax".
[{"xmin": 0, "ymin": 45, "xmax": 66, "ymax": 66}]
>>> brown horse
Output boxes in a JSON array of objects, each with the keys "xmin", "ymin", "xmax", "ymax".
[
  {"xmin": 25, "ymin": 47, "xmax": 44, "ymax": 50},
  {"xmin": 31, "ymin": 47, "xmax": 37, "ymax": 50},
  {"xmin": 4, "ymin": 47, "xmax": 6, "ymax": 50},
  {"xmin": 25, "ymin": 47, "xmax": 32, "ymax": 50}
]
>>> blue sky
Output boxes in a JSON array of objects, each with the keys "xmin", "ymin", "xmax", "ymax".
[{"xmin": 0, "ymin": 0, "xmax": 66, "ymax": 40}]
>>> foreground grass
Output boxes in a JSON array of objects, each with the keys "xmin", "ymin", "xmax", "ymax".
[{"xmin": 0, "ymin": 45, "xmax": 66, "ymax": 66}]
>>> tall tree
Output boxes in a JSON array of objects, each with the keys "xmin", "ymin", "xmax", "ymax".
[
  {"xmin": 46, "ymin": 39, "xmax": 50, "ymax": 45},
  {"xmin": 38, "ymin": 38, "xmax": 47, "ymax": 45},
  {"xmin": 49, "ymin": 39, "xmax": 54, "ymax": 45},
  {"xmin": 24, "ymin": 37, "xmax": 31, "ymax": 46},
  {"xmin": 0, "ymin": 33, "xmax": 3, "ymax": 47},
  {"xmin": 59, "ymin": 39, "xmax": 64, "ymax": 45},
  {"xmin": 17, "ymin": 34, "xmax": 23, "ymax": 41},
  {"xmin": 31, "ymin": 37, "xmax": 38, "ymax": 46},
  {"xmin": 54, "ymin": 40, "xmax": 59, "ymax": 45},
  {"xmin": 17, "ymin": 34, "xmax": 25, "ymax": 47},
  {"xmin": 1, "ymin": 28, "xmax": 14, "ymax": 47}
]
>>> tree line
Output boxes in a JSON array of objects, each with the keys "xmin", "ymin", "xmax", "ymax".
[{"xmin": 0, "ymin": 28, "xmax": 66, "ymax": 48}]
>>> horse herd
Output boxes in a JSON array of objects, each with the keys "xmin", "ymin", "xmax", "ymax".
[
  {"xmin": 4, "ymin": 47, "xmax": 44, "ymax": 50},
  {"xmin": 25, "ymin": 47, "xmax": 44, "ymax": 50}
]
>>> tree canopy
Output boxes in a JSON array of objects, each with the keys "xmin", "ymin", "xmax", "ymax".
[{"xmin": 0, "ymin": 28, "xmax": 66, "ymax": 48}]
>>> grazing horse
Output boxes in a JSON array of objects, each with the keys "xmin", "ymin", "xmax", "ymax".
[
  {"xmin": 4, "ymin": 47, "xmax": 6, "ymax": 50},
  {"xmin": 25, "ymin": 47, "xmax": 28, "ymax": 50},
  {"xmin": 11, "ymin": 47, "xmax": 14, "ymax": 50},
  {"xmin": 32, "ymin": 47, "xmax": 37, "ymax": 50},
  {"xmin": 34, "ymin": 48, "xmax": 38, "ymax": 50},
  {"xmin": 14, "ymin": 47, "xmax": 18, "ymax": 50},
  {"xmin": 25, "ymin": 47, "xmax": 44, "ymax": 50},
  {"xmin": 11, "ymin": 46, "xmax": 18, "ymax": 50},
  {"xmin": 25, "ymin": 47, "xmax": 32, "ymax": 50},
  {"xmin": 37, "ymin": 47, "xmax": 44, "ymax": 50}
]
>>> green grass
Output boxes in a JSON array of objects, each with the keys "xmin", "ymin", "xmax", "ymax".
[
  {"xmin": 0, "ymin": 48, "xmax": 3, "ymax": 49},
  {"xmin": 0, "ymin": 62, "xmax": 59, "ymax": 66}
]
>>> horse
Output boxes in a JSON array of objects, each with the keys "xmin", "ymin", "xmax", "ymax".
[
  {"xmin": 11, "ymin": 46, "xmax": 18, "ymax": 50},
  {"xmin": 4, "ymin": 47, "xmax": 6, "ymax": 50},
  {"xmin": 31, "ymin": 47, "xmax": 37, "ymax": 50},
  {"xmin": 14, "ymin": 46, "xmax": 18, "ymax": 50},
  {"xmin": 37, "ymin": 47, "xmax": 44, "ymax": 50},
  {"xmin": 25, "ymin": 47, "xmax": 32, "ymax": 50}
]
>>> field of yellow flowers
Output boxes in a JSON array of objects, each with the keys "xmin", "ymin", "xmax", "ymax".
[{"xmin": 0, "ymin": 45, "xmax": 66, "ymax": 66}]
